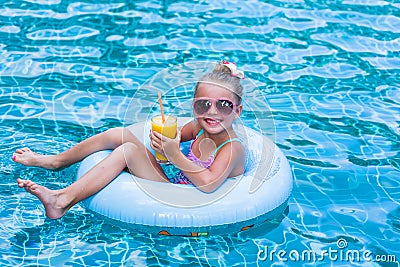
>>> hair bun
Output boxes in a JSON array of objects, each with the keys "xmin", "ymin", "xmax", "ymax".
[
  {"xmin": 213, "ymin": 61, "xmax": 245, "ymax": 79},
  {"xmin": 196, "ymin": 61, "xmax": 244, "ymax": 104}
]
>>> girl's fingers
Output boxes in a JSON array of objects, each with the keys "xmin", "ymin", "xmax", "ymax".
[
  {"xmin": 151, "ymin": 138, "xmax": 160, "ymax": 148},
  {"xmin": 150, "ymin": 134, "xmax": 164, "ymax": 153},
  {"xmin": 152, "ymin": 130, "xmax": 163, "ymax": 140},
  {"xmin": 152, "ymin": 130, "xmax": 172, "ymax": 142},
  {"xmin": 150, "ymin": 132, "xmax": 160, "ymax": 147},
  {"xmin": 175, "ymin": 130, "xmax": 181, "ymax": 142},
  {"xmin": 150, "ymin": 142, "xmax": 160, "ymax": 152},
  {"xmin": 151, "ymin": 130, "xmax": 163, "ymax": 141}
]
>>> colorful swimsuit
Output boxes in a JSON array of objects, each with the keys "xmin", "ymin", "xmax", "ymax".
[{"xmin": 169, "ymin": 129, "xmax": 242, "ymax": 185}]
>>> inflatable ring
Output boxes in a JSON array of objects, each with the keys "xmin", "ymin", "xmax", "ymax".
[{"xmin": 76, "ymin": 117, "xmax": 293, "ymax": 236}]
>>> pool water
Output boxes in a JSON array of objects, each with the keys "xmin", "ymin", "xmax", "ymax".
[{"xmin": 1, "ymin": 0, "xmax": 399, "ymax": 266}]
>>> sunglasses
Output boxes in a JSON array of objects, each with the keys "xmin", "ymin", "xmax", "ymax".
[{"xmin": 193, "ymin": 97, "xmax": 237, "ymax": 116}]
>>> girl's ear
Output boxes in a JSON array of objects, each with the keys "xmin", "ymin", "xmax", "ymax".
[{"xmin": 234, "ymin": 104, "xmax": 243, "ymax": 119}]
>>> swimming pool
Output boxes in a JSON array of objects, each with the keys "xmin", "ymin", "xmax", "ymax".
[{"xmin": 1, "ymin": 0, "xmax": 399, "ymax": 266}]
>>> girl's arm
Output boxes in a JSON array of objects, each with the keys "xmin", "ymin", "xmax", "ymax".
[
  {"xmin": 169, "ymin": 141, "xmax": 244, "ymax": 192},
  {"xmin": 151, "ymin": 130, "xmax": 244, "ymax": 193}
]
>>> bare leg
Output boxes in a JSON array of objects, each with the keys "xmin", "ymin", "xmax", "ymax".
[
  {"xmin": 12, "ymin": 127, "xmax": 136, "ymax": 170},
  {"xmin": 17, "ymin": 139, "xmax": 168, "ymax": 219}
]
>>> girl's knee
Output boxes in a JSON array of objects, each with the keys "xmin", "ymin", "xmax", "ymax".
[
  {"xmin": 104, "ymin": 127, "xmax": 139, "ymax": 144},
  {"xmin": 118, "ymin": 142, "xmax": 139, "ymax": 156},
  {"xmin": 105, "ymin": 127, "xmax": 123, "ymax": 137},
  {"xmin": 122, "ymin": 128, "xmax": 139, "ymax": 143},
  {"xmin": 103, "ymin": 127, "xmax": 124, "ymax": 146}
]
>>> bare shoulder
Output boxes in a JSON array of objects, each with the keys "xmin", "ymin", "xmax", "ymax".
[
  {"xmin": 225, "ymin": 140, "xmax": 245, "ymax": 176},
  {"xmin": 215, "ymin": 139, "xmax": 245, "ymax": 163},
  {"xmin": 228, "ymin": 139, "xmax": 245, "ymax": 159}
]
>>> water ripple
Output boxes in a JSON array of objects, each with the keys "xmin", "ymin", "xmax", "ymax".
[
  {"xmin": 312, "ymin": 33, "xmax": 400, "ymax": 55},
  {"xmin": 363, "ymin": 57, "xmax": 400, "ymax": 70},
  {"xmin": 270, "ymin": 45, "xmax": 335, "ymax": 65},
  {"xmin": 285, "ymin": 8, "xmax": 400, "ymax": 33},
  {"xmin": 27, "ymin": 26, "xmax": 99, "ymax": 41},
  {"xmin": 0, "ymin": 26, "xmax": 21, "ymax": 33},
  {"xmin": 268, "ymin": 62, "xmax": 366, "ymax": 82},
  {"xmin": 1, "ymin": 2, "xmax": 125, "ymax": 19},
  {"xmin": 24, "ymin": 0, "xmax": 61, "ymax": 4}
]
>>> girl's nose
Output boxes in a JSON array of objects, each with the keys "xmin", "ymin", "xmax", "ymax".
[{"xmin": 207, "ymin": 102, "xmax": 218, "ymax": 115}]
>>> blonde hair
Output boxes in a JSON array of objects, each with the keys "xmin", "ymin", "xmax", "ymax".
[{"xmin": 195, "ymin": 61, "xmax": 244, "ymax": 104}]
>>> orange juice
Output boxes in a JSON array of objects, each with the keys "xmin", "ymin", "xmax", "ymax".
[{"xmin": 151, "ymin": 115, "xmax": 177, "ymax": 163}]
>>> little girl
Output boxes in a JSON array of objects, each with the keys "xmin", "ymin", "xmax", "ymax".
[{"xmin": 13, "ymin": 61, "xmax": 246, "ymax": 219}]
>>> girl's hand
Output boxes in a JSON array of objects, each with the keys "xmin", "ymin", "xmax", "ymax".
[
  {"xmin": 149, "ymin": 130, "xmax": 163, "ymax": 157},
  {"xmin": 150, "ymin": 130, "xmax": 181, "ymax": 161}
]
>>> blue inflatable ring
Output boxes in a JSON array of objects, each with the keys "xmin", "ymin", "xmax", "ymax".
[{"xmin": 76, "ymin": 118, "xmax": 293, "ymax": 236}]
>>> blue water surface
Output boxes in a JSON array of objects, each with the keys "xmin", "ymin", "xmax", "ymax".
[{"xmin": 0, "ymin": 0, "xmax": 399, "ymax": 266}]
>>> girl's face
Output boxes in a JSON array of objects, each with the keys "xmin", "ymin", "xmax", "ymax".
[{"xmin": 193, "ymin": 83, "xmax": 242, "ymax": 135}]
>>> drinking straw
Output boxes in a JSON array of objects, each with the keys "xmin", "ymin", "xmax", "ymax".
[{"xmin": 158, "ymin": 92, "xmax": 165, "ymax": 123}]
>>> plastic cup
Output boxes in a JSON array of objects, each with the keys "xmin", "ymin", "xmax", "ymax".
[{"xmin": 151, "ymin": 115, "xmax": 177, "ymax": 163}]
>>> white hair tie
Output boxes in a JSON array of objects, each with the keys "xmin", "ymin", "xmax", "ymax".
[{"xmin": 222, "ymin": 61, "xmax": 245, "ymax": 79}]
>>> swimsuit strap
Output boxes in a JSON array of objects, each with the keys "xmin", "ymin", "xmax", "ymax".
[
  {"xmin": 192, "ymin": 128, "xmax": 242, "ymax": 157},
  {"xmin": 211, "ymin": 138, "xmax": 242, "ymax": 157},
  {"xmin": 196, "ymin": 129, "xmax": 204, "ymax": 138},
  {"xmin": 189, "ymin": 129, "xmax": 205, "ymax": 150}
]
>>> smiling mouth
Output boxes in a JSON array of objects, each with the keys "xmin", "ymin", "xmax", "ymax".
[{"xmin": 204, "ymin": 118, "xmax": 221, "ymax": 126}]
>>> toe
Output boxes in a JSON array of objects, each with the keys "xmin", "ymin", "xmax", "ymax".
[
  {"xmin": 31, "ymin": 183, "xmax": 38, "ymax": 190},
  {"xmin": 17, "ymin": 178, "xmax": 26, "ymax": 187}
]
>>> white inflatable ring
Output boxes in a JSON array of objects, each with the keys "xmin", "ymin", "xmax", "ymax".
[{"xmin": 76, "ymin": 117, "xmax": 293, "ymax": 236}]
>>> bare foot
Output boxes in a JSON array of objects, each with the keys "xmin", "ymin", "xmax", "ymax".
[
  {"xmin": 12, "ymin": 148, "xmax": 57, "ymax": 169},
  {"xmin": 17, "ymin": 178, "xmax": 67, "ymax": 219}
]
